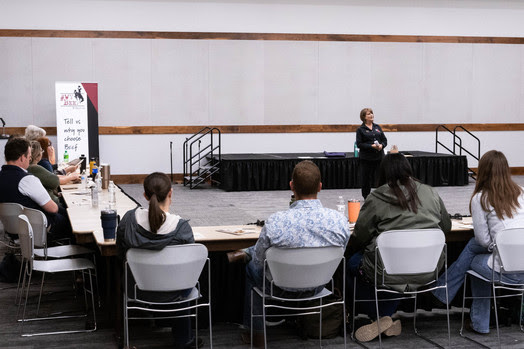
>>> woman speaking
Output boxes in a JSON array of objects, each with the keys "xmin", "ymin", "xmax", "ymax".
[{"xmin": 356, "ymin": 108, "xmax": 387, "ymax": 199}]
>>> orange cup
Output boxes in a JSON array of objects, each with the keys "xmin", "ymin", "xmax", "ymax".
[{"xmin": 348, "ymin": 200, "xmax": 361, "ymax": 223}]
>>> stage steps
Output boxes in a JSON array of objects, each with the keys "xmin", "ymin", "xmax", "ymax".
[
  {"xmin": 182, "ymin": 127, "xmax": 221, "ymax": 189},
  {"xmin": 436, "ymin": 125, "xmax": 479, "ymax": 180}
]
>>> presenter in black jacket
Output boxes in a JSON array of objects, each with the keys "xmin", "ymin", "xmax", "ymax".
[{"xmin": 356, "ymin": 108, "xmax": 387, "ymax": 199}]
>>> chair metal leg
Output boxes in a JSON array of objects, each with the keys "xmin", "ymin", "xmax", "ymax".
[
  {"xmin": 124, "ymin": 280, "xmax": 129, "ymax": 348},
  {"xmin": 374, "ymin": 288, "xmax": 383, "ymax": 348},
  {"xmin": 459, "ymin": 273, "xmax": 492, "ymax": 349},
  {"xmin": 91, "ymin": 254, "xmax": 101, "ymax": 307},
  {"xmin": 36, "ymin": 272, "xmax": 46, "ymax": 316},
  {"xmin": 352, "ymin": 276, "xmax": 357, "ymax": 340},
  {"xmin": 208, "ymin": 299, "xmax": 213, "ymax": 348},
  {"xmin": 262, "ymin": 293, "xmax": 267, "ymax": 349},
  {"xmin": 195, "ymin": 299, "xmax": 199, "ymax": 349},
  {"xmin": 445, "ymin": 285, "xmax": 451, "ymax": 348},
  {"xmin": 492, "ymin": 283, "xmax": 501, "ymax": 349},
  {"xmin": 17, "ymin": 264, "xmax": 29, "ymax": 319},
  {"xmin": 519, "ymin": 293, "xmax": 524, "ymax": 332},
  {"xmin": 20, "ymin": 270, "xmax": 33, "ymax": 336},
  {"xmin": 250, "ymin": 289, "xmax": 254, "ymax": 349},
  {"xmin": 319, "ymin": 298, "xmax": 323, "ymax": 348},
  {"xmin": 413, "ymin": 294, "xmax": 418, "ymax": 334},
  {"xmin": 342, "ymin": 301, "xmax": 347, "ymax": 349},
  {"xmin": 15, "ymin": 258, "xmax": 25, "ymax": 305},
  {"xmin": 19, "ymin": 268, "xmax": 97, "ymax": 337},
  {"xmin": 460, "ymin": 274, "xmax": 468, "ymax": 337}
]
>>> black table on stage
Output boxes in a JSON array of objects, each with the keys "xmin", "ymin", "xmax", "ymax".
[{"xmin": 213, "ymin": 151, "xmax": 469, "ymax": 191}]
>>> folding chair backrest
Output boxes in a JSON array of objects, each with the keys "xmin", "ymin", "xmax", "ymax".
[
  {"xmin": 126, "ymin": 244, "xmax": 208, "ymax": 292},
  {"xmin": 266, "ymin": 246, "xmax": 344, "ymax": 289},
  {"xmin": 17, "ymin": 214, "xmax": 34, "ymax": 263},
  {"xmin": 495, "ymin": 227, "xmax": 524, "ymax": 272},
  {"xmin": 376, "ymin": 229, "xmax": 445, "ymax": 275},
  {"xmin": 0, "ymin": 202, "xmax": 24, "ymax": 235},
  {"xmin": 22, "ymin": 207, "xmax": 48, "ymax": 248}
]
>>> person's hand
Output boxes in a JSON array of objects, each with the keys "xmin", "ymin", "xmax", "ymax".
[
  {"xmin": 65, "ymin": 164, "xmax": 80, "ymax": 174},
  {"xmin": 371, "ymin": 143, "xmax": 380, "ymax": 150},
  {"xmin": 48, "ymin": 146, "xmax": 56, "ymax": 165},
  {"xmin": 67, "ymin": 172, "xmax": 81, "ymax": 183},
  {"xmin": 390, "ymin": 145, "xmax": 399, "ymax": 154},
  {"xmin": 377, "ymin": 144, "xmax": 383, "ymax": 151}
]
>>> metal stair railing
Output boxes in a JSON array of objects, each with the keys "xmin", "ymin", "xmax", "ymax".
[
  {"xmin": 435, "ymin": 125, "xmax": 458, "ymax": 155},
  {"xmin": 435, "ymin": 125, "xmax": 480, "ymax": 180},
  {"xmin": 453, "ymin": 125, "xmax": 480, "ymax": 179},
  {"xmin": 181, "ymin": 127, "xmax": 221, "ymax": 189}
]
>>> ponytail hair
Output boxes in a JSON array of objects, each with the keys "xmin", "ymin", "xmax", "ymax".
[{"xmin": 143, "ymin": 172, "xmax": 172, "ymax": 233}]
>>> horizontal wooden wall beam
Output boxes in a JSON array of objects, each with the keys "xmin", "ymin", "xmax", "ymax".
[
  {"xmin": 4, "ymin": 123, "xmax": 524, "ymax": 136},
  {"xmin": 1, "ymin": 29, "xmax": 524, "ymax": 45}
]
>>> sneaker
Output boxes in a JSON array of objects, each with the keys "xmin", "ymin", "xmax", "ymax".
[
  {"xmin": 384, "ymin": 319, "xmax": 401, "ymax": 337},
  {"xmin": 355, "ymin": 316, "xmax": 393, "ymax": 342}
]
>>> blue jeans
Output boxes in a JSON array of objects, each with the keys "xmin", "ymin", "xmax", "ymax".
[
  {"xmin": 432, "ymin": 238, "xmax": 488, "ymax": 304},
  {"xmin": 347, "ymin": 252, "xmax": 400, "ymax": 319},
  {"xmin": 243, "ymin": 259, "xmax": 322, "ymax": 331},
  {"xmin": 468, "ymin": 254, "xmax": 524, "ymax": 333}
]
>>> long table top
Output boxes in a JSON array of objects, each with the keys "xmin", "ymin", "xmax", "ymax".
[
  {"xmin": 62, "ymin": 183, "xmax": 139, "ymax": 244},
  {"xmin": 63, "ymin": 183, "xmax": 473, "ymax": 256},
  {"xmin": 63, "ymin": 183, "xmax": 263, "ymax": 255}
]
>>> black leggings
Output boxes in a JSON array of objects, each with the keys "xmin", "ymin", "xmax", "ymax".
[{"xmin": 360, "ymin": 158, "xmax": 381, "ymax": 199}]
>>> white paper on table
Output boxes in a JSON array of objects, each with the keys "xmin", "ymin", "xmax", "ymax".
[{"xmin": 215, "ymin": 228, "xmax": 258, "ymax": 236}]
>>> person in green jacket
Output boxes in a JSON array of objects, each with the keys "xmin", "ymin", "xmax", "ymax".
[
  {"xmin": 27, "ymin": 141, "xmax": 60, "ymax": 205},
  {"xmin": 348, "ymin": 153, "xmax": 451, "ymax": 342}
]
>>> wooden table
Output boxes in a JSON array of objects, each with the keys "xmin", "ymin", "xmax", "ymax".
[
  {"xmin": 63, "ymin": 184, "xmax": 262, "ymax": 255},
  {"xmin": 93, "ymin": 225, "xmax": 261, "ymax": 256},
  {"xmin": 61, "ymin": 183, "xmax": 138, "ymax": 245},
  {"xmin": 448, "ymin": 216, "xmax": 474, "ymax": 242}
]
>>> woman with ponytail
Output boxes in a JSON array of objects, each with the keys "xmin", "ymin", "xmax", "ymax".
[{"xmin": 117, "ymin": 172, "xmax": 200, "ymax": 348}]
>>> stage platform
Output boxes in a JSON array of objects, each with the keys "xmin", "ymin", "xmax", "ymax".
[{"xmin": 213, "ymin": 151, "xmax": 469, "ymax": 191}]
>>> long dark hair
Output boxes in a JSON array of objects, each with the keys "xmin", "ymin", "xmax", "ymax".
[
  {"xmin": 377, "ymin": 153, "xmax": 420, "ymax": 213},
  {"xmin": 470, "ymin": 150, "xmax": 522, "ymax": 219},
  {"xmin": 143, "ymin": 172, "xmax": 172, "ymax": 234}
]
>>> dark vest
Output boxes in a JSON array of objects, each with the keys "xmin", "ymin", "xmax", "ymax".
[{"xmin": 0, "ymin": 165, "xmax": 42, "ymax": 210}]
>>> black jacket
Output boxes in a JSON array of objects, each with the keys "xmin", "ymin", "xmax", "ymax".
[{"xmin": 356, "ymin": 123, "xmax": 387, "ymax": 161}]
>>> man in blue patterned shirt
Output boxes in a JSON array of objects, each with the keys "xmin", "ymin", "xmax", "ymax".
[{"xmin": 241, "ymin": 160, "xmax": 351, "ymax": 345}]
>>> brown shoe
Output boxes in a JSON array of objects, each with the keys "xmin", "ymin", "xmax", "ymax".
[
  {"xmin": 227, "ymin": 250, "xmax": 248, "ymax": 263},
  {"xmin": 355, "ymin": 316, "xmax": 393, "ymax": 342},
  {"xmin": 384, "ymin": 319, "xmax": 401, "ymax": 337}
]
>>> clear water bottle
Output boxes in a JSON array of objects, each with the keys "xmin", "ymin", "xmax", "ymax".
[
  {"xmin": 354, "ymin": 142, "xmax": 359, "ymax": 158},
  {"xmin": 63, "ymin": 150, "xmax": 69, "ymax": 163},
  {"xmin": 90, "ymin": 184, "xmax": 98, "ymax": 208},
  {"xmin": 81, "ymin": 170, "xmax": 87, "ymax": 192},
  {"xmin": 94, "ymin": 168, "xmax": 102, "ymax": 193},
  {"xmin": 336, "ymin": 196, "xmax": 346, "ymax": 216},
  {"xmin": 108, "ymin": 180, "xmax": 116, "ymax": 209}
]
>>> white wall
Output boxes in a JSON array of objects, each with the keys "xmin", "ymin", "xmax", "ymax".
[
  {"xmin": 2, "ymin": 0, "xmax": 524, "ymax": 37},
  {"xmin": 1, "ymin": 0, "xmax": 523, "ymax": 173}
]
